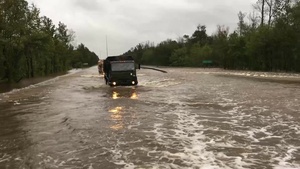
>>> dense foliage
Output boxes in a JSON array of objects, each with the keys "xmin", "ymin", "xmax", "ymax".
[
  {"xmin": 125, "ymin": 0, "xmax": 300, "ymax": 72},
  {"xmin": 0, "ymin": 0, "xmax": 98, "ymax": 83}
]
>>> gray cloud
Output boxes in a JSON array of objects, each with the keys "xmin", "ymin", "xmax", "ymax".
[
  {"xmin": 27, "ymin": 0, "xmax": 257, "ymax": 58},
  {"xmin": 73, "ymin": 0, "xmax": 101, "ymax": 11}
]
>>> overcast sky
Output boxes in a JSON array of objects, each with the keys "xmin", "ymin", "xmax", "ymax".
[{"xmin": 27, "ymin": 0, "xmax": 257, "ymax": 59}]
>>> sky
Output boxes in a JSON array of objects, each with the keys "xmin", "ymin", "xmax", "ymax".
[{"xmin": 27, "ymin": 0, "xmax": 257, "ymax": 59}]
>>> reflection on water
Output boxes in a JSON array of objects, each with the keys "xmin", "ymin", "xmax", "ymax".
[
  {"xmin": 109, "ymin": 107, "xmax": 124, "ymax": 130},
  {"xmin": 130, "ymin": 92, "xmax": 138, "ymax": 100},
  {"xmin": 112, "ymin": 91, "xmax": 119, "ymax": 99},
  {"xmin": 110, "ymin": 123, "xmax": 123, "ymax": 130},
  {"xmin": 108, "ymin": 88, "xmax": 139, "ymax": 131},
  {"xmin": 109, "ymin": 106, "xmax": 123, "ymax": 114},
  {"xmin": 110, "ymin": 88, "xmax": 139, "ymax": 100}
]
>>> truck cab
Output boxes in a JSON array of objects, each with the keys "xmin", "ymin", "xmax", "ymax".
[{"xmin": 103, "ymin": 55, "xmax": 139, "ymax": 86}]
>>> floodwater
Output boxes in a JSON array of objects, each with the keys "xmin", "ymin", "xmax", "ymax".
[{"xmin": 0, "ymin": 67, "xmax": 300, "ymax": 169}]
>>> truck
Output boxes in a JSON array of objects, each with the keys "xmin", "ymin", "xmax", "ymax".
[
  {"xmin": 103, "ymin": 55, "xmax": 140, "ymax": 86},
  {"xmin": 98, "ymin": 59, "xmax": 104, "ymax": 75}
]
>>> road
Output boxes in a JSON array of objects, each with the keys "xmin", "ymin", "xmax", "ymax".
[{"xmin": 0, "ymin": 67, "xmax": 300, "ymax": 169}]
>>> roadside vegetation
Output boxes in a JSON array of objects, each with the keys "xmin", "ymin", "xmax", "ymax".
[
  {"xmin": 125, "ymin": 0, "xmax": 300, "ymax": 72},
  {"xmin": 0, "ymin": 0, "xmax": 99, "ymax": 83}
]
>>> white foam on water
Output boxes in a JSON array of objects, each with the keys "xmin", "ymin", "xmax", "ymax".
[
  {"xmin": 141, "ymin": 78, "xmax": 181, "ymax": 88},
  {"xmin": 123, "ymin": 163, "xmax": 135, "ymax": 169},
  {"xmin": 147, "ymin": 108, "xmax": 252, "ymax": 169},
  {"xmin": 13, "ymin": 101, "xmax": 21, "ymax": 105},
  {"xmin": 246, "ymin": 130, "xmax": 260, "ymax": 143},
  {"xmin": 216, "ymin": 95, "xmax": 300, "ymax": 168},
  {"xmin": 68, "ymin": 69, "xmax": 83, "ymax": 74},
  {"xmin": 0, "ymin": 153, "xmax": 11, "ymax": 163},
  {"xmin": 88, "ymin": 163, "xmax": 94, "ymax": 169},
  {"xmin": 186, "ymin": 72, "xmax": 217, "ymax": 75},
  {"xmin": 66, "ymin": 157, "xmax": 80, "ymax": 162},
  {"xmin": 273, "ymin": 148, "xmax": 300, "ymax": 169},
  {"xmin": 218, "ymin": 71, "xmax": 300, "ymax": 80}
]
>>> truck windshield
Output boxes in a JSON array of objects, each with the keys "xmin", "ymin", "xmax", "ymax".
[{"xmin": 111, "ymin": 62, "xmax": 135, "ymax": 71}]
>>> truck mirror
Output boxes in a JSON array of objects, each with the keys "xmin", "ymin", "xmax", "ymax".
[{"xmin": 136, "ymin": 64, "xmax": 140, "ymax": 69}]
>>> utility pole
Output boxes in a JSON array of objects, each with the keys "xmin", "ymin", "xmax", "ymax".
[{"xmin": 106, "ymin": 35, "xmax": 108, "ymax": 57}]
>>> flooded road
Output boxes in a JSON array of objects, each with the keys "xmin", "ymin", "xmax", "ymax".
[{"xmin": 0, "ymin": 67, "xmax": 300, "ymax": 169}]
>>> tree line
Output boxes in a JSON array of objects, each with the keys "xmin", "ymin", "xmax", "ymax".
[
  {"xmin": 0, "ymin": 0, "xmax": 99, "ymax": 83},
  {"xmin": 125, "ymin": 0, "xmax": 300, "ymax": 72}
]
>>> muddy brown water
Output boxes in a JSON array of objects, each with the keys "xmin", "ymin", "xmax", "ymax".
[{"xmin": 0, "ymin": 67, "xmax": 299, "ymax": 169}]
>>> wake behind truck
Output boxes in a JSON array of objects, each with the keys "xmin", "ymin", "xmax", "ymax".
[{"xmin": 103, "ymin": 55, "xmax": 140, "ymax": 86}]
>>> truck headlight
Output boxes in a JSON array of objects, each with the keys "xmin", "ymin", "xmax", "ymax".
[
  {"xmin": 132, "ymin": 81, "xmax": 135, "ymax": 85},
  {"xmin": 112, "ymin": 82, "xmax": 117, "ymax": 86}
]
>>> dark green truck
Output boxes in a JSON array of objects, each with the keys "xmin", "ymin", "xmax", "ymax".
[{"xmin": 103, "ymin": 55, "xmax": 139, "ymax": 86}]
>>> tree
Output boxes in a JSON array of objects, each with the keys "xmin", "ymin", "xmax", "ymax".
[
  {"xmin": 266, "ymin": 0, "xmax": 275, "ymax": 26},
  {"xmin": 141, "ymin": 49, "xmax": 155, "ymax": 65},
  {"xmin": 125, "ymin": 1, "xmax": 300, "ymax": 72},
  {"xmin": 170, "ymin": 48, "xmax": 188, "ymax": 66},
  {"xmin": 190, "ymin": 25, "xmax": 208, "ymax": 46},
  {"xmin": 0, "ymin": 0, "xmax": 98, "ymax": 83},
  {"xmin": 253, "ymin": 0, "xmax": 266, "ymax": 26},
  {"xmin": 0, "ymin": 0, "xmax": 28, "ymax": 82},
  {"xmin": 238, "ymin": 11, "xmax": 247, "ymax": 36},
  {"xmin": 211, "ymin": 25, "xmax": 229, "ymax": 68},
  {"xmin": 71, "ymin": 43, "xmax": 99, "ymax": 68}
]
